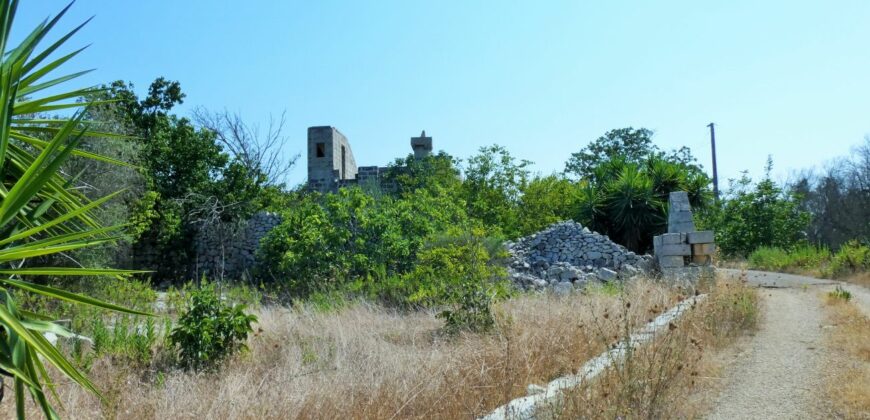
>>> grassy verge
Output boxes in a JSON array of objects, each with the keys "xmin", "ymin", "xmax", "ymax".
[
  {"xmin": 746, "ymin": 241, "xmax": 870, "ymax": 286},
  {"xmin": 822, "ymin": 292, "xmax": 870, "ymax": 418},
  {"xmin": 554, "ymin": 276, "xmax": 759, "ymax": 418}
]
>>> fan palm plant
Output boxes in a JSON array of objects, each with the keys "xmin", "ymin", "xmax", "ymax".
[{"xmin": 0, "ymin": 1, "xmax": 148, "ymax": 418}]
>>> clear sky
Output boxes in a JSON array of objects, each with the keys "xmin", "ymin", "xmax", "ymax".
[{"xmin": 16, "ymin": 1, "xmax": 870, "ymax": 188}]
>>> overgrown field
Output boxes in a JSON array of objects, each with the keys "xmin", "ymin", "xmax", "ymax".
[{"xmin": 2, "ymin": 277, "xmax": 758, "ymax": 419}]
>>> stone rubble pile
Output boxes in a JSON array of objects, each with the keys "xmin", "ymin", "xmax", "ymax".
[{"xmin": 505, "ymin": 221, "xmax": 653, "ymax": 292}]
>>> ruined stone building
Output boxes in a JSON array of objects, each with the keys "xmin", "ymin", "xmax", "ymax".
[{"xmin": 307, "ymin": 126, "xmax": 432, "ymax": 193}]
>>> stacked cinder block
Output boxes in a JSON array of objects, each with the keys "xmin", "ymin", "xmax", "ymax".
[
  {"xmin": 667, "ymin": 191, "xmax": 696, "ymax": 233},
  {"xmin": 653, "ymin": 191, "xmax": 716, "ymax": 271}
]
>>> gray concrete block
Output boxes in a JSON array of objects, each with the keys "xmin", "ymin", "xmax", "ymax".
[
  {"xmin": 658, "ymin": 255, "xmax": 685, "ymax": 268},
  {"xmin": 668, "ymin": 221, "xmax": 696, "ymax": 234},
  {"xmin": 669, "ymin": 210, "xmax": 694, "ymax": 222},
  {"xmin": 660, "ymin": 233, "xmax": 685, "ymax": 245},
  {"xmin": 687, "ymin": 230, "xmax": 714, "ymax": 244},
  {"xmin": 657, "ymin": 244, "xmax": 691, "ymax": 256}
]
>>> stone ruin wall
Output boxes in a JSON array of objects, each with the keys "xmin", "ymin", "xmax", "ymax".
[
  {"xmin": 308, "ymin": 127, "xmax": 430, "ymax": 193},
  {"xmin": 194, "ymin": 211, "xmax": 281, "ymax": 280}
]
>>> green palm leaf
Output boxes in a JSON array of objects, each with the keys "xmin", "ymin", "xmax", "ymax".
[{"xmin": 0, "ymin": 1, "xmax": 151, "ymax": 417}]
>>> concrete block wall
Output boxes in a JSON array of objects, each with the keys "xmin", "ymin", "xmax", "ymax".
[
  {"xmin": 667, "ymin": 191, "xmax": 696, "ymax": 233},
  {"xmin": 654, "ymin": 191, "xmax": 716, "ymax": 275}
]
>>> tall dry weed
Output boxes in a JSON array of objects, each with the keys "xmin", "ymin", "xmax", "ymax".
[
  {"xmin": 1, "ymin": 278, "xmax": 755, "ymax": 419},
  {"xmin": 555, "ymin": 276, "xmax": 759, "ymax": 419},
  {"xmin": 823, "ymin": 296, "xmax": 870, "ymax": 418}
]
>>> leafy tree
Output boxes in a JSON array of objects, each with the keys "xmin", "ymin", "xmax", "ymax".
[
  {"xmin": 791, "ymin": 138, "xmax": 870, "ymax": 249},
  {"xmin": 381, "ymin": 151, "xmax": 462, "ymax": 196},
  {"xmin": 516, "ymin": 175, "xmax": 583, "ymax": 236},
  {"xmin": 257, "ymin": 186, "xmax": 477, "ymax": 301},
  {"xmin": 463, "ymin": 145, "xmax": 531, "ymax": 237},
  {"xmin": 705, "ymin": 158, "xmax": 811, "ymax": 257},
  {"xmin": 561, "ymin": 128, "xmax": 712, "ymax": 252},
  {"xmin": 564, "ymin": 127, "xmax": 656, "ymax": 180}
]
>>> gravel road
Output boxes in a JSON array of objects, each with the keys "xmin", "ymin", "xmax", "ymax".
[{"xmin": 705, "ymin": 269, "xmax": 869, "ymax": 419}]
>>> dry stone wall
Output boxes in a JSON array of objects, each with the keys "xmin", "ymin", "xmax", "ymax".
[
  {"xmin": 194, "ymin": 211, "xmax": 282, "ymax": 280},
  {"xmin": 505, "ymin": 221, "xmax": 653, "ymax": 292}
]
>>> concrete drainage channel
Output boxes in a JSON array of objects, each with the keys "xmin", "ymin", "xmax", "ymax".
[{"xmin": 481, "ymin": 294, "xmax": 708, "ymax": 420}]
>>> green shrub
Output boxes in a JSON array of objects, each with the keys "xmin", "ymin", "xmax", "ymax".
[
  {"xmin": 169, "ymin": 283, "xmax": 258, "ymax": 370},
  {"xmin": 257, "ymin": 186, "xmax": 472, "ymax": 299},
  {"xmin": 747, "ymin": 241, "xmax": 869, "ymax": 280},
  {"xmin": 705, "ymin": 160, "xmax": 811, "ymax": 257},
  {"xmin": 748, "ymin": 245, "xmax": 830, "ymax": 272},
  {"xmin": 827, "ymin": 241, "xmax": 870, "ymax": 278},
  {"xmin": 828, "ymin": 285, "xmax": 852, "ymax": 301},
  {"xmin": 438, "ymin": 282, "xmax": 496, "ymax": 334}
]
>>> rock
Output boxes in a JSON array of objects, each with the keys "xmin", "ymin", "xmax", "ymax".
[
  {"xmin": 553, "ymin": 281, "xmax": 573, "ymax": 295},
  {"xmin": 621, "ymin": 264, "xmax": 640, "ymax": 278},
  {"xmin": 597, "ymin": 267, "xmax": 618, "ymax": 282}
]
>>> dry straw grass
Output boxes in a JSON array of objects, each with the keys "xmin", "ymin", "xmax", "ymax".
[
  {"xmin": 823, "ymin": 294, "xmax": 870, "ymax": 418},
  {"xmin": 552, "ymin": 275, "xmax": 759, "ymax": 419},
  {"xmin": 2, "ymin": 277, "xmax": 758, "ymax": 419}
]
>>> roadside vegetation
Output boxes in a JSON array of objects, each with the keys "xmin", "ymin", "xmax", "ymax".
[
  {"xmin": 747, "ymin": 241, "xmax": 870, "ymax": 285},
  {"xmin": 822, "ymin": 291, "xmax": 870, "ymax": 418},
  {"xmin": 555, "ymin": 275, "xmax": 759, "ymax": 418}
]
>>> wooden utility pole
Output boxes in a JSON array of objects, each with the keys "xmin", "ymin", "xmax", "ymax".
[{"xmin": 707, "ymin": 123, "xmax": 719, "ymax": 201}]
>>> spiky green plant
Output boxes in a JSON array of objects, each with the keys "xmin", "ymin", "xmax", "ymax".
[
  {"xmin": 0, "ymin": 1, "xmax": 148, "ymax": 418},
  {"xmin": 605, "ymin": 165, "xmax": 664, "ymax": 251}
]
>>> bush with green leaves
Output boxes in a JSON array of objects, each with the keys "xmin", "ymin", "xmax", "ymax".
[
  {"xmin": 257, "ymin": 186, "xmax": 472, "ymax": 299},
  {"xmin": 748, "ymin": 245, "xmax": 830, "ymax": 272},
  {"xmin": 746, "ymin": 241, "xmax": 868, "ymax": 279},
  {"xmin": 462, "ymin": 145, "xmax": 532, "ymax": 238},
  {"xmin": 169, "ymin": 283, "xmax": 257, "ymax": 370},
  {"xmin": 516, "ymin": 175, "xmax": 583, "ymax": 236},
  {"xmin": 826, "ymin": 240, "xmax": 870, "ymax": 278},
  {"xmin": 703, "ymin": 158, "xmax": 810, "ymax": 257},
  {"xmin": 415, "ymin": 228, "xmax": 508, "ymax": 332}
]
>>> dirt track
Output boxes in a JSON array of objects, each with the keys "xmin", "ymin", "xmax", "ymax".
[{"xmin": 706, "ymin": 270, "xmax": 869, "ymax": 419}]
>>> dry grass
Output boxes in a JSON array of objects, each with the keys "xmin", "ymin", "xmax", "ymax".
[
  {"xmin": 3, "ymin": 279, "xmax": 684, "ymax": 419},
  {"xmin": 823, "ymin": 295, "xmax": 870, "ymax": 418},
  {"xmin": 0, "ymin": 277, "xmax": 761, "ymax": 419},
  {"xmin": 553, "ymin": 276, "xmax": 760, "ymax": 419},
  {"xmin": 843, "ymin": 272, "xmax": 870, "ymax": 288}
]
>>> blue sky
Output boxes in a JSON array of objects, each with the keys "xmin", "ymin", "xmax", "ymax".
[{"xmin": 17, "ymin": 1, "xmax": 870, "ymax": 187}]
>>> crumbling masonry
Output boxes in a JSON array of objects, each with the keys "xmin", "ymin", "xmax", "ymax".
[{"xmin": 307, "ymin": 126, "xmax": 432, "ymax": 193}]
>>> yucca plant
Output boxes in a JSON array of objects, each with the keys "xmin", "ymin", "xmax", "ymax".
[
  {"xmin": 605, "ymin": 165, "xmax": 664, "ymax": 251},
  {"xmin": 0, "ymin": 1, "xmax": 148, "ymax": 418}
]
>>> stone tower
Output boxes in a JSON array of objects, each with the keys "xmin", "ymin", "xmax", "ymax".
[
  {"xmin": 307, "ymin": 126, "xmax": 358, "ymax": 192},
  {"xmin": 411, "ymin": 130, "xmax": 433, "ymax": 159}
]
